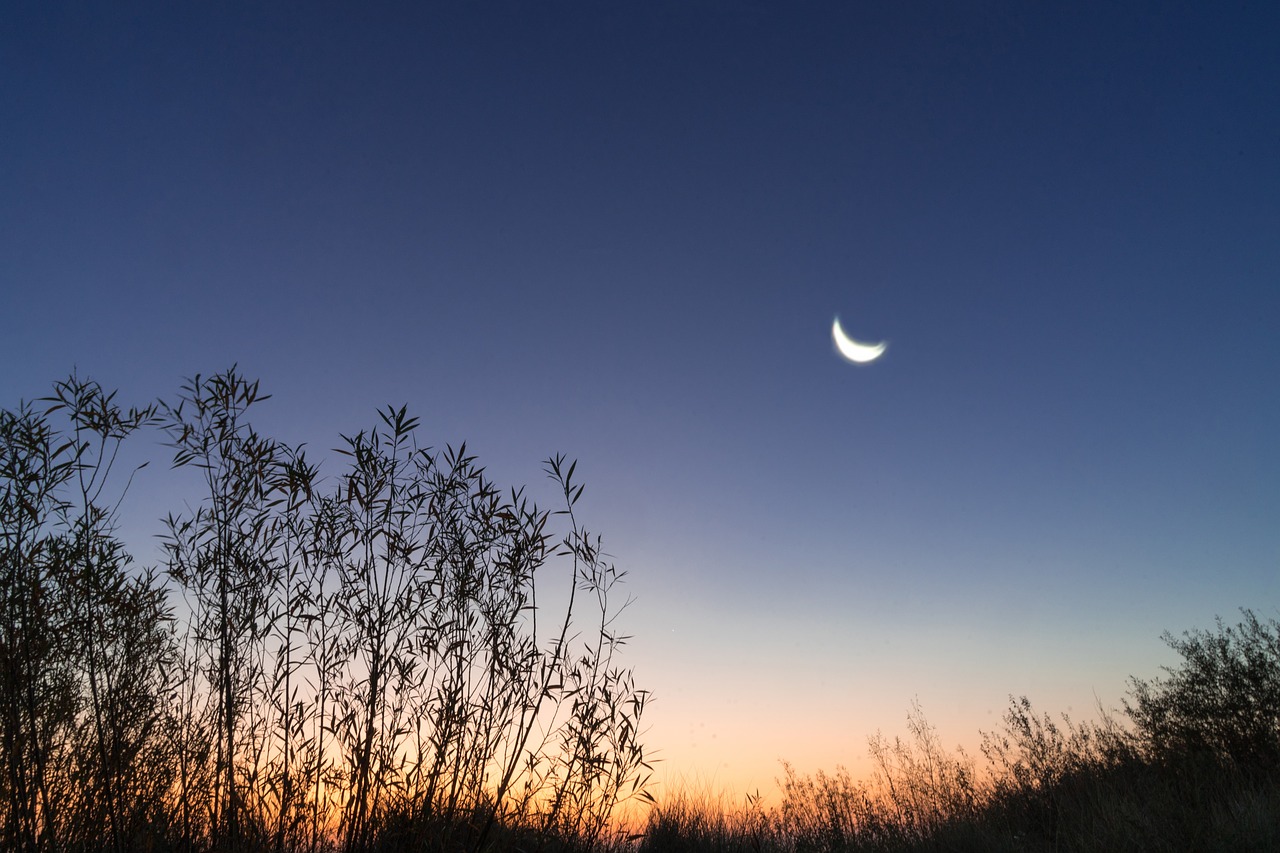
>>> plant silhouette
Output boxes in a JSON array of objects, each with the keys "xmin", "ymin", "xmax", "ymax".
[
  {"xmin": 2, "ymin": 370, "xmax": 651, "ymax": 853},
  {"xmin": 5, "ymin": 370, "xmax": 1278, "ymax": 852},
  {"xmin": 640, "ymin": 613, "xmax": 1280, "ymax": 852}
]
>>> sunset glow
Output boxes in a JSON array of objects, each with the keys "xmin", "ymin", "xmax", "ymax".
[{"xmin": 3, "ymin": 2, "xmax": 1278, "ymax": 850}]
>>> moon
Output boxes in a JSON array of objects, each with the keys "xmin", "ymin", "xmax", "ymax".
[{"xmin": 832, "ymin": 317, "xmax": 887, "ymax": 364}]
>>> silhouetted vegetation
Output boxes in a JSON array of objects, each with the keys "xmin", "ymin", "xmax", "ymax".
[
  {"xmin": 641, "ymin": 613, "xmax": 1280, "ymax": 852},
  {"xmin": 5, "ymin": 371, "xmax": 1279, "ymax": 851},
  {"xmin": 2, "ymin": 370, "xmax": 650, "ymax": 853},
  {"xmin": 1, "ymin": 375, "xmax": 173, "ymax": 853}
]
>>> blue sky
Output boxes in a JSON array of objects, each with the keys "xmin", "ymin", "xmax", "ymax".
[{"xmin": 4, "ymin": 1, "xmax": 1279, "ymax": 795}]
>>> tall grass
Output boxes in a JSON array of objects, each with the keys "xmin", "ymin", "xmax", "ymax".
[
  {"xmin": 640, "ymin": 616, "xmax": 1280, "ymax": 852},
  {"xmin": 1, "ymin": 370, "xmax": 651, "ymax": 853}
]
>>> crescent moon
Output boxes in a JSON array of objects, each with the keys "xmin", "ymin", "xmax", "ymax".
[{"xmin": 832, "ymin": 317, "xmax": 887, "ymax": 364}]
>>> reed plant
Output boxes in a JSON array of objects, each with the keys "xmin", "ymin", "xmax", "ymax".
[
  {"xmin": 2, "ymin": 369, "xmax": 651, "ymax": 853},
  {"xmin": 1, "ymin": 375, "xmax": 172, "ymax": 853}
]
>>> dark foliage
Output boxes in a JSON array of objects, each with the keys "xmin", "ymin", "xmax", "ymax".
[
  {"xmin": 638, "ymin": 614, "xmax": 1280, "ymax": 853},
  {"xmin": 1126, "ymin": 610, "xmax": 1280, "ymax": 776},
  {"xmin": 2, "ymin": 371, "xmax": 650, "ymax": 853},
  {"xmin": 5, "ymin": 371, "xmax": 1278, "ymax": 852}
]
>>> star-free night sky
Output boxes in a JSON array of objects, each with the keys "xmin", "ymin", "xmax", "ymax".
[{"xmin": 4, "ymin": 1, "xmax": 1279, "ymax": 797}]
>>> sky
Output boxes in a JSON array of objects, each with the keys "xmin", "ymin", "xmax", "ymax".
[{"xmin": 4, "ymin": 1, "xmax": 1279, "ymax": 799}]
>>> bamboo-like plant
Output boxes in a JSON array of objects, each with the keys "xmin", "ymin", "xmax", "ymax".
[
  {"xmin": 3, "ymin": 369, "xmax": 652, "ymax": 853},
  {"xmin": 46, "ymin": 377, "xmax": 171, "ymax": 853},
  {"xmin": 0, "ymin": 395, "xmax": 79, "ymax": 852},
  {"xmin": 1, "ymin": 376, "xmax": 171, "ymax": 853},
  {"xmin": 160, "ymin": 369, "xmax": 286, "ymax": 851}
]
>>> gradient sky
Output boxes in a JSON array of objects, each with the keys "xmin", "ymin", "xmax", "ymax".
[{"xmin": 4, "ymin": 2, "xmax": 1279, "ymax": 798}]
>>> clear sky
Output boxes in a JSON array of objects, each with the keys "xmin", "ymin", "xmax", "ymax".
[{"xmin": 4, "ymin": 1, "xmax": 1279, "ymax": 799}]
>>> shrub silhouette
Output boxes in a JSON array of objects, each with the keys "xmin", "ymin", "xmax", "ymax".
[
  {"xmin": 2, "ymin": 369, "xmax": 651, "ymax": 853},
  {"xmin": 1, "ymin": 375, "xmax": 172, "ymax": 853},
  {"xmin": 639, "ymin": 617, "xmax": 1280, "ymax": 852},
  {"xmin": 1126, "ymin": 609, "xmax": 1280, "ymax": 775}
]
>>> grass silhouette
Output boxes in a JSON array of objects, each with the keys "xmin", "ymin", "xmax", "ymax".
[
  {"xmin": 641, "ymin": 615, "xmax": 1280, "ymax": 852},
  {"xmin": 3, "ymin": 371, "xmax": 1278, "ymax": 851}
]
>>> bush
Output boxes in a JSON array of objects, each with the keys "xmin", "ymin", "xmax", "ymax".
[
  {"xmin": 1126, "ymin": 610, "xmax": 1280, "ymax": 774},
  {"xmin": 2, "ymin": 369, "xmax": 651, "ymax": 853}
]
